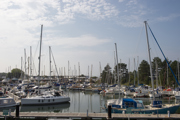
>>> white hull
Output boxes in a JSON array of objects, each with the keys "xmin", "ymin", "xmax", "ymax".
[
  {"xmin": 0, "ymin": 97, "xmax": 17, "ymax": 108},
  {"xmin": 21, "ymin": 96, "xmax": 70, "ymax": 105},
  {"xmin": 149, "ymin": 93, "xmax": 162, "ymax": 98},
  {"xmin": 124, "ymin": 91, "xmax": 135, "ymax": 96}
]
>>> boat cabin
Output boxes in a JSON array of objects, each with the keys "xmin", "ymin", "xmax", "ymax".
[
  {"xmin": 0, "ymin": 98, "xmax": 16, "ymax": 107},
  {"xmin": 111, "ymin": 98, "xmax": 144, "ymax": 109}
]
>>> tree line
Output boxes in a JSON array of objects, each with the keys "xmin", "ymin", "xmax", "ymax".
[{"xmin": 101, "ymin": 57, "xmax": 180, "ymax": 88}]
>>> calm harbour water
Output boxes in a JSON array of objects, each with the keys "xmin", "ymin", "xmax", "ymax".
[{"xmin": 2, "ymin": 90, "xmax": 180, "ymax": 113}]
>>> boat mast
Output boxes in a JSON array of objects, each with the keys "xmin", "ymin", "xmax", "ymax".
[
  {"xmin": 137, "ymin": 56, "xmax": 139, "ymax": 86},
  {"xmin": 50, "ymin": 47, "xmax": 60, "ymax": 82},
  {"xmin": 128, "ymin": 58, "xmax": 130, "ymax": 85},
  {"xmin": 21, "ymin": 57, "xmax": 23, "ymax": 80},
  {"xmin": 156, "ymin": 59, "xmax": 158, "ymax": 89},
  {"xmin": 49, "ymin": 46, "xmax": 52, "ymax": 85},
  {"xmin": 144, "ymin": 21, "xmax": 155, "ymax": 100},
  {"xmin": 38, "ymin": 24, "xmax": 43, "ymax": 95},
  {"xmin": 24, "ymin": 49, "xmax": 26, "ymax": 80},
  {"xmin": 134, "ymin": 58, "xmax": 135, "ymax": 86},
  {"xmin": 167, "ymin": 59, "xmax": 169, "ymax": 88},
  {"xmin": 114, "ymin": 51, "xmax": 117, "ymax": 84},
  {"xmin": 115, "ymin": 43, "xmax": 120, "ymax": 98},
  {"xmin": 30, "ymin": 46, "xmax": 32, "ymax": 81},
  {"xmin": 178, "ymin": 58, "xmax": 179, "ymax": 84}
]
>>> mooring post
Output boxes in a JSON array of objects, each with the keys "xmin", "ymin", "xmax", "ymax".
[
  {"xmin": 167, "ymin": 110, "xmax": 170, "ymax": 118},
  {"xmin": 16, "ymin": 104, "xmax": 19, "ymax": 118},
  {"xmin": 108, "ymin": 105, "xmax": 111, "ymax": 119},
  {"xmin": 87, "ymin": 109, "xmax": 88, "ymax": 117}
]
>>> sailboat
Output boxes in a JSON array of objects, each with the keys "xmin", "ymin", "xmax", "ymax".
[
  {"xmin": 21, "ymin": 25, "xmax": 70, "ymax": 105},
  {"xmin": 105, "ymin": 21, "xmax": 180, "ymax": 114}
]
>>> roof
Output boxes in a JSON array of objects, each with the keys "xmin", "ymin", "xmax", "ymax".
[{"xmin": 122, "ymin": 98, "xmax": 135, "ymax": 102}]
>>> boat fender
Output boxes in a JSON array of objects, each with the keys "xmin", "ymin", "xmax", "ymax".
[
  {"xmin": 53, "ymin": 99, "xmax": 54, "ymax": 101},
  {"xmin": 38, "ymin": 100, "xmax": 40, "ymax": 102}
]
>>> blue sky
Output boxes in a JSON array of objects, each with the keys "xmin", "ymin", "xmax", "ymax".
[{"xmin": 0, "ymin": 0, "xmax": 180, "ymax": 77}]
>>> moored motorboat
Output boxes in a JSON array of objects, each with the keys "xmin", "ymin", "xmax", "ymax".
[{"xmin": 0, "ymin": 97, "xmax": 18, "ymax": 108}]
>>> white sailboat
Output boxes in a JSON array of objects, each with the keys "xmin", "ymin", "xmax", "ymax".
[{"xmin": 21, "ymin": 25, "xmax": 70, "ymax": 105}]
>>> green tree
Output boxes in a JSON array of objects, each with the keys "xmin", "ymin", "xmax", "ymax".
[
  {"xmin": 169, "ymin": 60, "xmax": 178, "ymax": 87},
  {"xmin": 138, "ymin": 60, "xmax": 150, "ymax": 85},
  {"xmin": 113, "ymin": 63, "xmax": 128, "ymax": 85},
  {"xmin": 7, "ymin": 68, "xmax": 24, "ymax": 79},
  {"xmin": 101, "ymin": 64, "xmax": 112, "ymax": 84}
]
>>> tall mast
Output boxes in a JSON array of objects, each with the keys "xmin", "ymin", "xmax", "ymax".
[
  {"xmin": 99, "ymin": 62, "xmax": 101, "ymax": 78},
  {"xmin": 49, "ymin": 46, "xmax": 52, "ymax": 84},
  {"xmin": 21, "ymin": 57, "xmax": 23, "ymax": 80},
  {"xmin": 115, "ymin": 43, "xmax": 120, "ymax": 98},
  {"xmin": 134, "ymin": 58, "xmax": 136, "ymax": 86},
  {"xmin": 99, "ymin": 62, "xmax": 102, "ymax": 83},
  {"xmin": 128, "ymin": 58, "xmax": 130, "ymax": 84},
  {"xmin": 68, "ymin": 61, "xmax": 69, "ymax": 81},
  {"xmin": 120, "ymin": 59, "xmax": 121, "ymax": 85},
  {"xmin": 178, "ymin": 58, "xmax": 179, "ymax": 84},
  {"xmin": 51, "ymin": 47, "xmax": 60, "ymax": 82},
  {"xmin": 91, "ymin": 64, "xmax": 93, "ymax": 79},
  {"xmin": 156, "ymin": 59, "xmax": 158, "ymax": 88},
  {"xmin": 137, "ymin": 56, "xmax": 139, "ymax": 86},
  {"xmin": 38, "ymin": 24, "xmax": 43, "ymax": 94},
  {"xmin": 167, "ymin": 59, "xmax": 169, "ymax": 87},
  {"xmin": 114, "ymin": 51, "xmax": 117, "ymax": 84},
  {"xmin": 88, "ymin": 65, "xmax": 89, "ymax": 79},
  {"xmin": 78, "ymin": 62, "xmax": 80, "ymax": 82},
  {"xmin": 24, "ymin": 49, "xmax": 26, "ymax": 80},
  {"xmin": 30, "ymin": 46, "xmax": 32, "ymax": 79},
  {"xmin": 144, "ymin": 21, "xmax": 154, "ymax": 100}
]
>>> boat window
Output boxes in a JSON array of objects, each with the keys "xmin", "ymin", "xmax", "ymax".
[
  {"xmin": 137, "ymin": 103, "xmax": 143, "ymax": 108},
  {"xmin": 3, "ymin": 100, "xmax": 8, "ymax": 104},
  {"xmin": 128, "ymin": 102, "xmax": 134, "ymax": 107}
]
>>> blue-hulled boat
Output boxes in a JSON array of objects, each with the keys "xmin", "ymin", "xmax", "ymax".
[{"xmin": 105, "ymin": 98, "xmax": 180, "ymax": 114}]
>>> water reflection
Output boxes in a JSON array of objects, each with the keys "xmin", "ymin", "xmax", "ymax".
[{"xmin": 0, "ymin": 106, "xmax": 16, "ymax": 112}]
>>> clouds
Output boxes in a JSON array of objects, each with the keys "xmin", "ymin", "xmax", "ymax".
[
  {"xmin": 44, "ymin": 34, "xmax": 111, "ymax": 48},
  {"xmin": 0, "ymin": 0, "xmax": 117, "ymax": 50},
  {"xmin": 157, "ymin": 14, "xmax": 180, "ymax": 22},
  {"xmin": 58, "ymin": 0, "xmax": 119, "ymax": 21}
]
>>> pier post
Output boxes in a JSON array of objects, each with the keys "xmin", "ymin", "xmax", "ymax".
[
  {"xmin": 87, "ymin": 109, "xmax": 88, "ymax": 117},
  {"xmin": 167, "ymin": 110, "xmax": 170, "ymax": 118},
  {"xmin": 108, "ymin": 105, "xmax": 112, "ymax": 119},
  {"xmin": 16, "ymin": 104, "xmax": 19, "ymax": 118}
]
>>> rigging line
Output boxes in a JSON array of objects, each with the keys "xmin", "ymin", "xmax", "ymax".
[
  {"xmin": 32, "ymin": 39, "xmax": 40, "ymax": 76},
  {"xmin": 50, "ymin": 48, "xmax": 60, "ymax": 78},
  {"xmin": 147, "ymin": 24, "xmax": 180, "ymax": 86},
  {"xmin": 134, "ymin": 25, "xmax": 144, "ymax": 58},
  {"xmin": 148, "ymin": 30, "xmax": 160, "ymax": 60}
]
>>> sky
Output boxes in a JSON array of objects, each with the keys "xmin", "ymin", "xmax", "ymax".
[{"xmin": 0, "ymin": 0, "xmax": 180, "ymax": 77}]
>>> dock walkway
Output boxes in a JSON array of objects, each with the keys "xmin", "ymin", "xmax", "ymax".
[{"xmin": 0, "ymin": 112, "xmax": 180, "ymax": 119}]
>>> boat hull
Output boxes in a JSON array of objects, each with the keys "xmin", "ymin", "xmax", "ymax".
[
  {"xmin": 105, "ymin": 105, "xmax": 180, "ymax": 114},
  {"xmin": 21, "ymin": 96, "xmax": 70, "ymax": 105}
]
